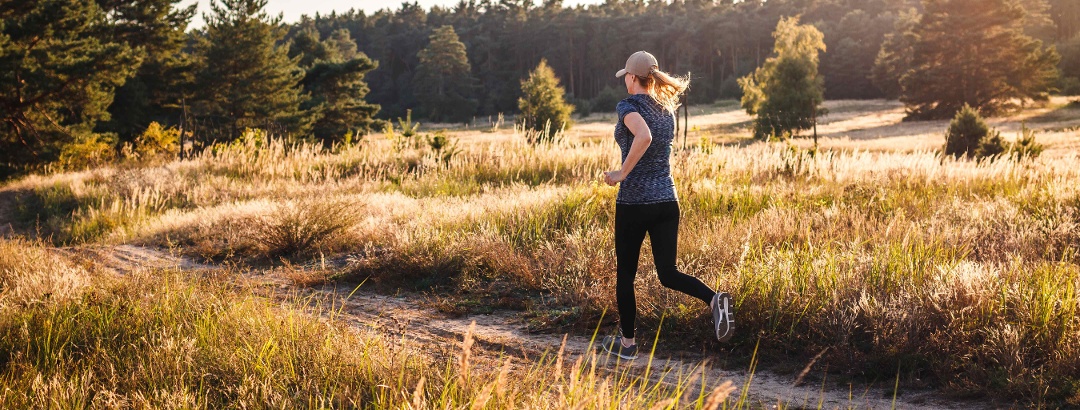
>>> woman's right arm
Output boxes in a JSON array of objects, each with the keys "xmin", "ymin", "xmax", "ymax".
[{"xmin": 604, "ymin": 112, "xmax": 652, "ymax": 186}]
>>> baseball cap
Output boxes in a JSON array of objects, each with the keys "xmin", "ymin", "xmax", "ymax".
[{"xmin": 615, "ymin": 51, "xmax": 658, "ymax": 78}]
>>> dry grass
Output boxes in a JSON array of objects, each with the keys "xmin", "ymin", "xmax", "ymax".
[
  {"xmin": 0, "ymin": 238, "xmax": 745, "ymax": 409},
  {"xmin": 0, "ymin": 238, "xmax": 87, "ymax": 307},
  {"xmin": 2, "ymin": 101, "xmax": 1079, "ymax": 404}
]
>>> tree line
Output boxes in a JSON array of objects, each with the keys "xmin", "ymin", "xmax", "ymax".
[
  {"xmin": 329, "ymin": 0, "xmax": 1077, "ymax": 120},
  {"xmin": 1, "ymin": 0, "xmax": 1077, "ymax": 178}
]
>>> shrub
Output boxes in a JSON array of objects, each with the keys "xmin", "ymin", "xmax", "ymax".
[
  {"xmin": 943, "ymin": 104, "xmax": 992, "ymax": 158},
  {"xmin": 332, "ymin": 129, "xmax": 360, "ymax": 153},
  {"xmin": 398, "ymin": 109, "xmax": 420, "ymax": 138},
  {"xmin": 426, "ymin": 130, "xmax": 459, "ymax": 164},
  {"xmin": 1011, "ymin": 122, "xmax": 1044, "ymax": 161},
  {"xmin": 124, "ymin": 122, "xmax": 180, "ymax": 163},
  {"xmin": 718, "ymin": 76, "xmax": 744, "ymax": 99},
  {"xmin": 568, "ymin": 96, "xmax": 592, "ymax": 118},
  {"xmin": 974, "ymin": 129, "xmax": 1007, "ymax": 159},
  {"xmin": 57, "ymin": 134, "xmax": 116, "ymax": 171},
  {"xmin": 256, "ymin": 197, "xmax": 359, "ymax": 259}
]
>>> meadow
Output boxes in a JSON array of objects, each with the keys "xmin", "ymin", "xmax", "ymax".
[{"xmin": 1, "ymin": 98, "xmax": 1078, "ymax": 407}]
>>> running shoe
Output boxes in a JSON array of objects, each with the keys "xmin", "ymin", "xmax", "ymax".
[
  {"xmin": 600, "ymin": 335, "xmax": 638, "ymax": 360},
  {"xmin": 712, "ymin": 292, "xmax": 735, "ymax": 342}
]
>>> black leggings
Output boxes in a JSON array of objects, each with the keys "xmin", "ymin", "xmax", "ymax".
[{"xmin": 615, "ymin": 201, "xmax": 715, "ymax": 339}]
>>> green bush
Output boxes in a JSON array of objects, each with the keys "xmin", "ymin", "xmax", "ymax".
[
  {"xmin": 1011, "ymin": 122, "xmax": 1044, "ymax": 161},
  {"xmin": 943, "ymin": 104, "xmax": 992, "ymax": 158},
  {"xmin": 57, "ymin": 134, "xmax": 116, "ymax": 171},
  {"xmin": 426, "ymin": 130, "xmax": 459, "ymax": 164},
  {"xmin": 974, "ymin": 129, "xmax": 1007, "ymax": 159},
  {"xmin": 568, "ymin": 96, "xmax": 592, "ymax": 118},
  {"xmin": 943, "ymin": 106, "xmax": 1042, "ymax": 162},
  {"xmin": 124, "ymin": 122, "xmax": 180, "ymax": 163},
  {"xmin": 390, "ymin": 109, "xmax": 422, "ymax": 151}
]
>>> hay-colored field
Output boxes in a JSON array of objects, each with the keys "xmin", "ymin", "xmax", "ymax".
[{"xmin": 1, "ymin": 98, "xmax": 1079, "ymax": 407}]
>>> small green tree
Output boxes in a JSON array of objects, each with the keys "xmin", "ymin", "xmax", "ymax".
[
  {"xmin": 390, "ymin": 109, "xmax": 421, "ymax": 150},
  {"xmin": 975, "ymin": 130, "xmax": 1008, "ymax": 159},
  {"xmin": 1011, "ymin": 122, "xmax": 1044, "ymax": 160},
  {"xmin": 518, "ymin": 59, "xmax": 574, "ymax": 139},
  {"xmin": 738, "ymin": 16, "xmax": 827, "ymax": 140},
  {"xmin": 413, "ymin": 25, "xmax": 478, "ymax": 124},
  {"xmin": 944, "ymin": 104, "xmax": 1003, "ymax": 159},
  {"xmin": 426, "ymin": 130, "xmax": 459, "ymax": 164},
  {"xmin": 589, "ymin": 86, "xmax": 625, "ymax": 114}
]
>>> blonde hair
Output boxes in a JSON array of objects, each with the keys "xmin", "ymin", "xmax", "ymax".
[{"xmin": 634, "ymin": 69, "xmax": 689, "ymax": 112}]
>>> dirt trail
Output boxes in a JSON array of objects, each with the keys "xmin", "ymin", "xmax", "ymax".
[
  {"xmin": 68, "ymin": 245, "xmax": 981, "ymax": 409},
  {"xmin": 59, "ymin": 244, "xmax": 215, "ymax": 274},
  {"xmin": 323, "ymin": 286, "xmax": 968, "ymax": 410}
]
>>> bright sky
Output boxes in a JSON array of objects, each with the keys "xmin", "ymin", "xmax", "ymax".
[{"xmin": 182, "ymin": 0, "xmax": 605, "ymax": 29}]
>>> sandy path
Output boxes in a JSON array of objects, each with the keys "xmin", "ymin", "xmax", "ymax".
[
  {"xmin": 319, "ymin": 284, "xmax": 982, "ymax": 410},
  {"xmin": 54, "ymin": 244, "xmax": 992, "ymax": 409}
]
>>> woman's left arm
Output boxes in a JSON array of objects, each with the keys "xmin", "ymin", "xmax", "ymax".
[{"xmin": 605, "ymin": 112, "xmax": 652, "ymax": 186}]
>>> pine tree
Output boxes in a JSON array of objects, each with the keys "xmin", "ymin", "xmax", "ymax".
[
  {"xmin": 194, "ymin": 0, "xmax": 310, "ymax": 139},
  {"xmin": 738, "ymin": 16, "xmax": 827, "ymax": 140},
  {"xmin": 413, "ymin": 25, "xmax": 478, "ymax": 124},
  {"xmin": 289, "ymin": 28, "xmax": 382, "ymax": 143},
  {"xmin": 0, "ymin": 0, "xmax": 140, "ymax": 176},
  {"xmin": 898, "ymin": 0, "xmax": 1060, "ymax": 119},
  {"xmin": 517, "ymin": 59, "xmax": 574, "ymax": 135},
  {"xmin": 97, "ymin": 0, "xmax": 198, "ymax": 142}
]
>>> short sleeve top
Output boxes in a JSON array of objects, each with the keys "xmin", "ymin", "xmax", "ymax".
[{"xmin": 613, "ymin": 93, "xmax": 677, "ymax": 205}]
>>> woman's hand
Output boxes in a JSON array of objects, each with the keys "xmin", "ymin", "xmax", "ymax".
[{"xmin": 603, "ymin": 170, "xmax": 625, "ymax": 186}]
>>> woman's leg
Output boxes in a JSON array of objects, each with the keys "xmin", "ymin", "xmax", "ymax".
[
  {"xmin": 615, "ymin": 204, "xmax": 649, "ymax": 340},
  {"xmin": 649, "ymin": 202, "xmax": 715, "ymax": 305}
]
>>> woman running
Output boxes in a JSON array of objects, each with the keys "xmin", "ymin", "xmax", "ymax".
[{"xmin": 600, "ymin": 51, "xmax": 734, "ymax": 360}]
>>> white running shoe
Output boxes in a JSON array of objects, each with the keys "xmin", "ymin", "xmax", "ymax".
[{"xmin": 712, "ymin": 292, "xmax": 735, "ymax": 342}]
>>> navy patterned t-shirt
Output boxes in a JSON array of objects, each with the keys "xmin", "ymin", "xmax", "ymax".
[{"xmin": 614, "ymin": 93, "xmax": 677, "ymax": 205}]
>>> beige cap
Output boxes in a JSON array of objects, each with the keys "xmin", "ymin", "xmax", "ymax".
[{"xmin": 615, "ymin": 51, "xmax": 658, "ymax": 78}]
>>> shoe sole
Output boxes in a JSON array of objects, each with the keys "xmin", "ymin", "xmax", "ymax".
[
  {"xmin": 713, "ymin": 292, "xmax": 734, "ymax": 342},
  {"xmin": 600, "ymin": 337, "xmax": 638, "ymax": 360},
  {"xmin": 605, "ymin": 349, "xmax": 637, "ymax": 360}
]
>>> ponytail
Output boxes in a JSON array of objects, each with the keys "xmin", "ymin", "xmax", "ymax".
[{"xmin": 635, "ymin": 70, "xmax": 689, "ymax": 113}]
